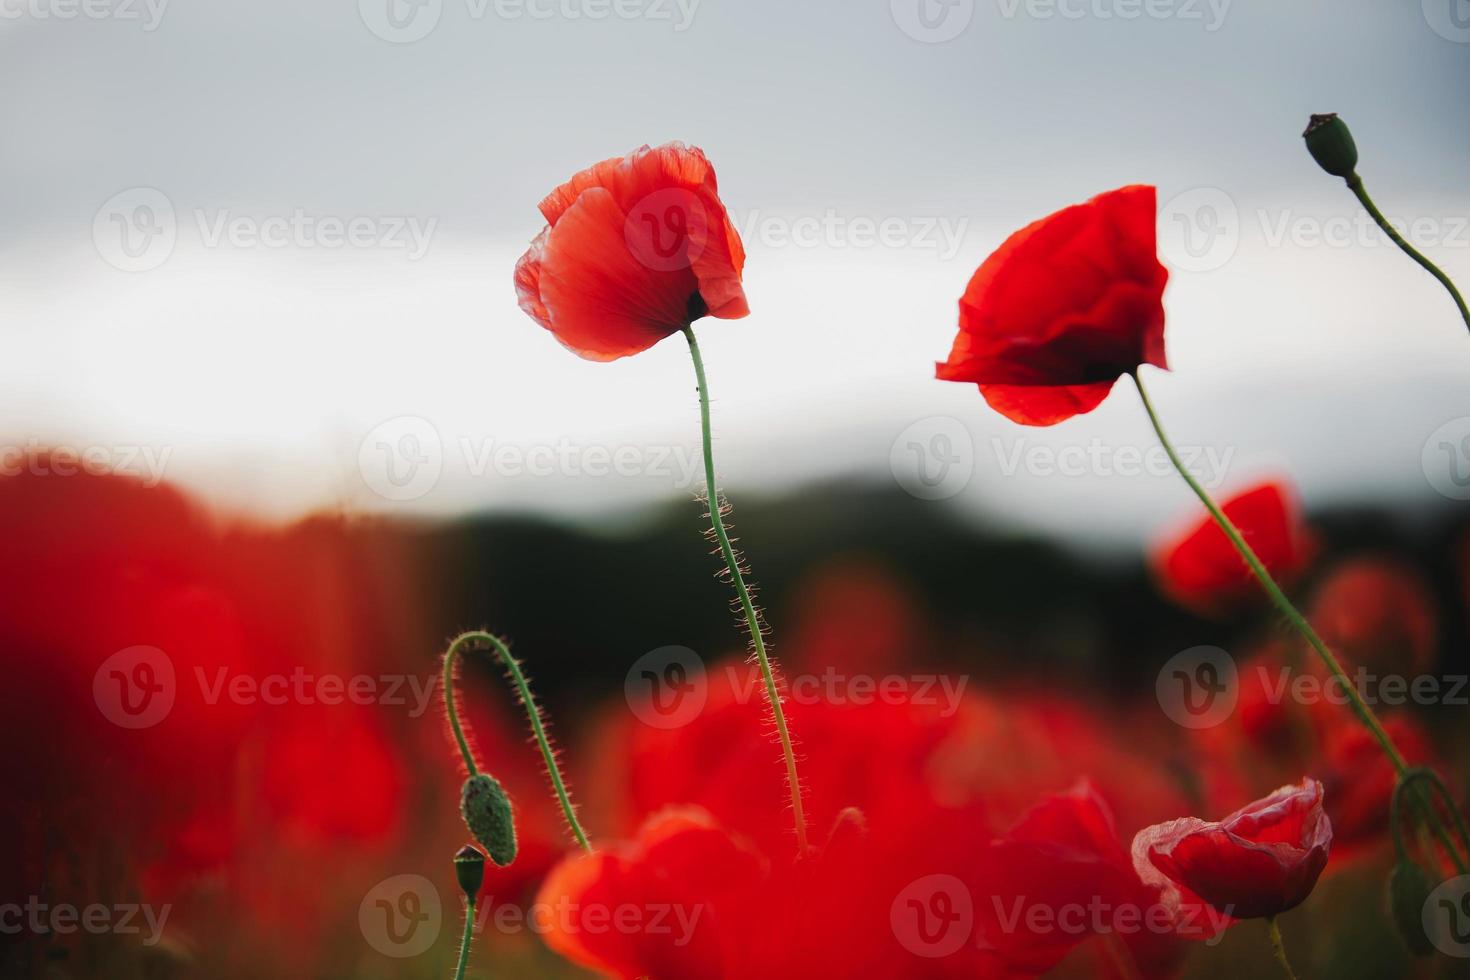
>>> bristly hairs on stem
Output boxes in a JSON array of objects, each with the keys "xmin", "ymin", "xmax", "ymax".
[
  {"xmin": 683, "ymin": 325, "xmax": 810, "ymax": 854},
  {"xmin": 442, "ymin": 629, "xmax": 593, "ymax": 853}
]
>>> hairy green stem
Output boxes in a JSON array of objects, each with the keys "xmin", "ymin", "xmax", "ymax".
[
  {"xmin": 683, "ymin": 326, "xmax": 809, "ymax": 853},
  {"xmin": 453, "ymin": 900, "xmax": 475, "ymax": 980},
  {"xmin": 1267, "ymin": 918, "xmax": 1298, "ymax": 980},
  {"xmin": 444, "ymin": 630, "xmax": 592, "ymax": 853},
  {"xmin": 1347, "ymin": 175, "xmax": 1470, "ymax": 334},
  {"xmin": 1132, "ymin": 371, "xmax": 1468, "ymax": 875}
]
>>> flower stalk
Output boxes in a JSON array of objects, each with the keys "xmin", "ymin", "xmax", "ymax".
[{"xmin": 683, "ymin": 325, "xmax": 809, "ymax": 854}]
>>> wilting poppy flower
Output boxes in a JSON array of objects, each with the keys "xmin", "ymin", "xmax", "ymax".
[
  {"xmin": 514, "ymin": 142, "xmax": 749, "ymax": 361},
  {"xmin": 1132, "ymin": 779, "xmax": 1331, "ymax": 921},
  {"xmin": 935, "ymin": 184, "xmax": 1168, "ymax": 426},
  {"xmin": 1153, "ymin": 481, "xmax": 1312, "ymax": 616}
]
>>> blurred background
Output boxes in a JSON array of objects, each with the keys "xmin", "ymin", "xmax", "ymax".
[{"xmin": 3, "ymin": 0, "xmax": 1470, "ymax": 977}]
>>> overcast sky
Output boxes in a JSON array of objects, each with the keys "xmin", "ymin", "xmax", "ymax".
[{"xmin": 2, "ymin": 0, "xmax": 1468, "ymax": 546}]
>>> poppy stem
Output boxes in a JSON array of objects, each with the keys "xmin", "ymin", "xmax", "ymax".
[
  {"xmin": 1345, "ymin": 176, "xmax": 1470, "ymax": 334},
  {"xmin": 1130, "ymin": 371, "xmax": 1469, "ymax": 875},
  {"xmin": 682, "ymin": 325, "xmax": 809, "ymax": 855},
  {"xmin": 443, "ymin": 630, "xmax": 593, "ymax": 853},
  {"xmin": 453, "ymin": 899, "xmax": 475, "ymax": 980},
  {"xmin": 1266, "ymin": 918, "xmax": 1298, "ymax": 980}
]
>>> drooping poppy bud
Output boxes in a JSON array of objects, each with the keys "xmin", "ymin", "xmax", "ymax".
[
  {"xmin": 455, "ymin": 844, "xmax": 487, "ymax": 901},
  {"xmin": 1303, "ymin": 113, "xmax": 1359, "ymax": 180},
  {"xmin": 461, "ymin": 773, "xmax": 517, "ymax": 867}
]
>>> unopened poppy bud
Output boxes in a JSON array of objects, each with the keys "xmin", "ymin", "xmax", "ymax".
[
  {"xmin": 454, "ymin": 844, "xmax": 487, "ymax": 901},
  {"xmin": 461, "ymin": 773, "xmax": 517, "ymax": 867},
  {"xmin": 1388, "ymin": 860, "xmax": 1434, "ymax": 956},
  {"xmin": 1303, "ymin": 113, "xmax": 1358, "ymax": 180}
]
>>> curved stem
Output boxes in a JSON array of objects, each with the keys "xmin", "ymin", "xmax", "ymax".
[
  {"xmin": 1267, "ymin": 918, "xmax": 1298, "ymax": 980},
  {"xmin": 453, "ymin": 900, "xmax": 475, "ymax": 980},
  {"xmin": 443, "ymin": 630, "xmax": 593, "ymax": 853},
  {"xmin": 1131, "ymin": 371, "xmax": 1468, "ymax": 875},
  {"xmin": 1347, "ymin": 175, "xmax": 1470, "ymax": 334},
  {"xmin": 682, "ymin": 326, "xmax": 809, "ymax": 854}
]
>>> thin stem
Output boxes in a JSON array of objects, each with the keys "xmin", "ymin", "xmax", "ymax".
[
  {"xmin": 453, "ymin": 900, "xmax": 475, "ymax": 980},
  {"xmin": 1131, "ymin": 371, "xmax": 1468, "ymax": 875},
  {"xmin": 443, "ymin": 631, "xmax": 593, "ymax": 853},
  {"xmin": 1267, "ymin": 918, "xmax": 1298, "ymax": 980},
  {"xmin": 682, "ymin": 325, "xmax": 809, "ymax": 854},
  {"xmin": 1347, "ymin": 175, "xmax": 1470, "ymax": 334}
]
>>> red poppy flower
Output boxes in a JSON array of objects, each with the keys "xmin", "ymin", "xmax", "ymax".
[
  {"xmin": 1132, "ymin": 779, "xmax": 1332, "ymax": 921},
  {"xmin": 1309, "ymin": 557, "xmax": 1438, "ymax": 675},
  {"xmin": 1320, "ymin": 714, "xmax": 1433, "ymax": 851},
  {"xmin": 1153, "ymin": 481, "xmax": 1313, "ymax": 616},
  {"xmin": 935, "ymin": 184, "xmax": 1168, "ymax": 426},
  {"xmin": 514, "ymin": 142, "xmax": 749, "ymax": 361}
]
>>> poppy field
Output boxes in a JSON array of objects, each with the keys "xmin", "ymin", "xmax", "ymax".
[{"xmin": 5, "ymin": 5, "xmax": 1470, "ymax": 979}]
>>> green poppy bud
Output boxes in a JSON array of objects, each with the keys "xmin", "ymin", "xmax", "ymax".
[
  {"xmin": 461, "ymin": 773, "xmax": 517, "ymax": 867},
  {"xmin": 1388, "ymin": 860, "xmax": 1435, "ymax": 957},
  {"xmin": 1303, "ymin": 113, "xmax": 1359, "ymax": 180}
]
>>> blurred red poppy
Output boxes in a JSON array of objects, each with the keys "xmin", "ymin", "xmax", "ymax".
[
  {"xmin": 1153, "ymin": 481, "xmax": 1312, "ymax": 616},
  {"xmin": 1320, "ymin": 714, "xmax": 1433, "ymax": 852},
  {"xmin": 514, "ymin": 142, "xmax": 749, "ymax": 361},
  {"xmin": 1132, "ymin": 779, "xmax": 1331, "ymax": 921},
  {"xmin": 1309, "ymin": 557, "xmax": 1438, "ymax": 675},
  {"xmin": 935, "ymin": 184, "xmax": 1168, "ymax": 426}
]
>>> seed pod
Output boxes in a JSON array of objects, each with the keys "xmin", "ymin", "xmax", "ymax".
[
  {"xmin": 1303, "ymin": 113, "xmax": 1359, "ymax": 180},
  {"xmin": 454, "ymin": 844, "xmax": 487, "ymax": 900},
  {"xmin": 461, "ymin": 773, "xmax": 517, "ymax": 867}
]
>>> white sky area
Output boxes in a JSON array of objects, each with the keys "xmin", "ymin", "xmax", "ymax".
[{"xmin": 2, "ymin": 0, "xmax": 1468, "ymax": 548}]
